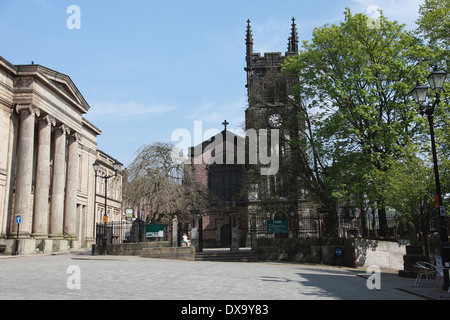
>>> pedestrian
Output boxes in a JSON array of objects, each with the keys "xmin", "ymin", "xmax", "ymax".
[{"xmin": 182, "ymin": 233, "xmax": 190, "ymax": 247}]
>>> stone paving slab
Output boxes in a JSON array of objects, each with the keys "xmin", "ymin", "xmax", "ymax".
[{"xmin": 2, "ymin": 250, "xmax": 447, "ymax": 302}]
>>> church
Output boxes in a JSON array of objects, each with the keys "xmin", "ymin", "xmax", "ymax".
[
  {"xmin": 189, "ymin": 123, "xmax": 247, "ymax": 249},
  {"xmin": 188, "ymin": 18, "xmax": 317, "ymax": 250}
]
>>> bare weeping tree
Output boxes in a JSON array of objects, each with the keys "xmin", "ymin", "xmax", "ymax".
[{"xmin": 123, "ymin": 142, "xmax": 206, "ymax": 224}]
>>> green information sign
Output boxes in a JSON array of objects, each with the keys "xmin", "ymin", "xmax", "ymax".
[
  {"xmin": 267, "ymin": 220, "xmax": 288, "ymax": 234},
  {"xmin": 146, "ymin": 224, "xmax": 165, "ymax": 238}
]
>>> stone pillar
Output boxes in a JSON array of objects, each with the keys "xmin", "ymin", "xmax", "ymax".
[
  {"xmin": 49, "ymin": 125, "xmax": 68, "ymax": 239},
  {"xmin": 251, "ymin": 215, "xmax": 257, "ymax": 251},
  {"xmin": 64, "ymin": 132, "xmax": 79, "ymax": 239},
  {"xmin": 172, "ymin": 217, "xmax": 178, "ymax": 247},
  {"xmin": 191, "ymin": 212, "xmax": 198, "ymax": 250},
  {"xmin": 13, "ymin": 105, "xmax": 40, "ymax": 237},
  {"xmin": 32, "ymin": 115, "xmax": 55, "ymax": 238},
  {"xmin": 231, "ymin": 212, "xmax": 239, "ymax": 252}
]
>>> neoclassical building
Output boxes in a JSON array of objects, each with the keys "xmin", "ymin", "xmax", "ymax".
[{"xmin": 0, "ymin": 56, "xmax": 120, "ymax": 254}]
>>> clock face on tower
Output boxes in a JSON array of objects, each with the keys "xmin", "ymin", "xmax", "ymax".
[{"xmin": 268, "ymin": 113, "xmax": 282, "ymax": 128}]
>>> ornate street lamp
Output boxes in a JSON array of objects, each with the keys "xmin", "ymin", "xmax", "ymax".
[
  {"xmin": 410, "ymin": 82, "xmax": 428, "ymax": 107},
  {"xmin": 427, "ymin": 68, "xmax": 447, "ymax": 92},
  {"xmin": 411, "ymin": 66, "xmax": 449, "ymax": 290},
  {"xmin": 93, "ymin": 159, "xmax": 120, "ymax": 255}
]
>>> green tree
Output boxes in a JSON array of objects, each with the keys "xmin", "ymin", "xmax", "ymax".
[
  {"xmin": 416, "ymin": 0, "xmax": 450, "ymax": 168},
  {"xmin": 378, "ymin": 143, "xmax": 436, "ymax": 256},
  {"xmin": 416, "ymin": 0, "xmax": 450, "ymax": 54},
  {"xmin": 283, "ymin": 9, "xmax": 436, "ymax": 236}
]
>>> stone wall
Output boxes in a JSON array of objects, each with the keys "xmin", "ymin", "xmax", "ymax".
[
  {"xmin": 256, "ymin": 238, "xmax": 408, "ymax": 270},
  {"xmin": 354, "ymin": 238, "xmax": 408, "ymax": 270},
  {"xmin": 256, "ymin": 238, "xmax": 349, "ymax": 265},
  {"xmin": 105, "ymin": 241, "xmax": 170, "ymax": 256},
  {"xmin": 104, "ymin": 242, "xmax": 195, "ymax": 261}
]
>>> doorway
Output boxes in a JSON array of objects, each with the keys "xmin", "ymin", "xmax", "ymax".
[{"xmin": 220, "ymin": 224, "xmax": 231, "ymax": 247}]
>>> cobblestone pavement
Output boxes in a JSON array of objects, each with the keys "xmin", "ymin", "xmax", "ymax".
[{"xmin": 0, "ymin": 250, "xmax": 448, "ymax": 301}]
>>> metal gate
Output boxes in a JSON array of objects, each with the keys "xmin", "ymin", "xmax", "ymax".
[{"xmin": 95, "ymin": 220, "xmax": 145, "ymax": 245}]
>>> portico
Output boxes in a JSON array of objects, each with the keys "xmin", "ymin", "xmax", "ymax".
[{"xmin": 0, "ymin": 56, "xmax": 114, "ymax": 254}]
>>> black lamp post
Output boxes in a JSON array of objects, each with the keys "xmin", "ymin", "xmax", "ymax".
[
  {"xmin": 317, "ymin": 212, "xmax": 323, "ymax": 264},
  {"xmin": 93, "ymin": 160, "xmax": 120, "ymax": 255},
  {"xmin": 411, "ymin": 66, "xmax": 449, "ymax": 290}
]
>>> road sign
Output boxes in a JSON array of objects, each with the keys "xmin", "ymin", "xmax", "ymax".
[
  {"xmin": 435, "ymin": 194, "xmax": 439, "ymax": 208},
  {"xmin": 125, "ymin": 209, "xmax": 133, "ymax": 218},
  {"xmin": 15, "ymin": 215, "xmax": 21, "ymax": 224},
  {"xmin": 440, "ymin": 206, "xmax": 446, "ymax": 217},
  {"xmin": 102, "ymin": 216, "xmax": 108, "ymax": 223},
  {"xmin": 335, "ymin": 248, "xmax": 343, "ymax": 256}
]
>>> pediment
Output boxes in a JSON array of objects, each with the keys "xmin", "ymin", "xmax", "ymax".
[
  {"xmin": 37, "ymin": 67, "xmax": 90, "ymax": 114},
  {"xmin": 14, "ymin": 63, "xmax": 91, "ymax": 114},
  {"xmin": 49, "ymin": 79, "xmax": 78, "ymax": 102}
]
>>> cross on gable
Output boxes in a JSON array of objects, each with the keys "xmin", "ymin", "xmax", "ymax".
[{"xmin": 222, "ymin": 120, "xmax": 229, "ymax": 131}]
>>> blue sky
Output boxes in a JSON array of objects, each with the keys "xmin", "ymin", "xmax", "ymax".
[{"xmin": 0, "ymin": 0, "xmax": 424, "ymax": 166}]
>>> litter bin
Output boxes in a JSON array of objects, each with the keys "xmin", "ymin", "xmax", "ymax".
[
  {"xmin": 92, "ymin": 244, "xmax": 99, "ymax": 256},
  {"xmin": 334, "ymin": 247, "xmax": 344, "ymax": 266}
]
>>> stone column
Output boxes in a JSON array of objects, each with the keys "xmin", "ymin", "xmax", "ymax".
[
  {"xmin": 49, "ymin": 125, "xmax": 68, "ymax": 239},
  {"xmin": 64, "ymin": 132, "xmax": 79, "ymax": 238},
  {"xmin": 172, "ymin": 217, "xmax": 178, "ymax": 247},
  {"xmin": 231, "ymin": 212, "xmax": 239, "ymax": 252},
  {"xmin": 190, "ymin": 212, "xmax": 198, "ymax": 250},
  {"xmin": 251, "ymin": 215, "xmax": 257, "ymax": 251},
  {"xmin": 32, "ymin": 115, "xmax": 55, "ymax": 238},
  {"xmin": 13, "ymin": 105, "xmax": 40, "ymax": 237}
]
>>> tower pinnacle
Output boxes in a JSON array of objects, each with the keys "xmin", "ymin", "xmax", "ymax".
[
  {"xmin": 246, "ymin": 19, "xmax": 253, "ymax": 57},
  {"xmin": 289, "ymin": 17, "xmax": 299, "ymax": 54}
]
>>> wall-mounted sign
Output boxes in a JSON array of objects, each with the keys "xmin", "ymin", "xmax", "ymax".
[
  {"xmin": 146, "ymin": 224, "xmax": 165, "ymax": 238},
  {"xmin": 267, "ymin": 220, "xmax": 288, "ymax": 234}
]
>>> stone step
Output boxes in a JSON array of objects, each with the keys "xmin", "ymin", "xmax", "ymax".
[{"xmin": 195, "ymin": 249, "xmax": 258, "ymax": 262}]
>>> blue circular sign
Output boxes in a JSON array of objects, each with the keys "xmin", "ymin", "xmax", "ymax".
[{"xmin": 335, "ymin": 248, "xmax": 343, "ymax": 256}]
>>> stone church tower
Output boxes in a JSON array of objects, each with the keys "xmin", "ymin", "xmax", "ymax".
[
  {"xmin": 244, "ymin": 18, "xmax": 299, "ymax": 131},
  {"xmin": 244, "ymin": 18, "xmax": 314, "ymax": 238}
]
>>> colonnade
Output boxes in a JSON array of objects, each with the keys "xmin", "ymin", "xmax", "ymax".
[{"xmin": 12, "ymin": 104, "xmax": 80, "ymax": 240}]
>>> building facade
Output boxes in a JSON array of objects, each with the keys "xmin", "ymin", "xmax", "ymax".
[
  {"xmin": 0, "ymin": 56, "xmax": 120, "ymax": 254},
  {"xmin": 189, "ymin": 129, "xmax": 248, "ymax": 249},
  {"xmin": 94, "ymin": 149, "xmax": 123, "ymax": 226},
  {"xmin": 244, "ymin": 18, "xmax": 318, "ymax": 238}
]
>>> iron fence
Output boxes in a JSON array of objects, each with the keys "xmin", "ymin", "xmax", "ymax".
[
  {"xmin": 251, "ymin": 214, "xmax": 402, "ymax": 239},
  {"xmin": 251, "ymin": 216, "xmax": 319, "ymax": 239},
  {"xmin": 95, "ymin": 220, "xmax": 176, "ymax": 245},
  {"xmin": 96, "ymin": 220, "xmax": 145, "ymax": 245}
]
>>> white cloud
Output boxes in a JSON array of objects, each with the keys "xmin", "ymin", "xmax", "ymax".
[
  {"xmin": 350, "ymin": 0, "xmax": 424, "ymax": 29},
  {"xmin": 86, "ymin": 100, "xmax": 177, "ymax": 121}
]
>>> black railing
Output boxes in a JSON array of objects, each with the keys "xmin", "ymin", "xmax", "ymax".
[
  {"xmin": 251, "ymin": 216, "xmax": 319, "ymax": 239},
  {"xmin": 96, "ymin": 220, "xmax": 145, "ymax": 245},
  {"xmin": 251, "ymin": 215, "xmax": 402, "ymax": 239}
]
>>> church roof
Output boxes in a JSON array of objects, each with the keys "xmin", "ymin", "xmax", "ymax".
[{"xmin": 189, "ymin": 129, "xmax": 245, "ymax": 159}]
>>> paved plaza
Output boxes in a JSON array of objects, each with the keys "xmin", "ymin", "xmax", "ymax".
[{"xmin": 0, "ymin": 250, "xmax": 449, "ymax": 301}]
